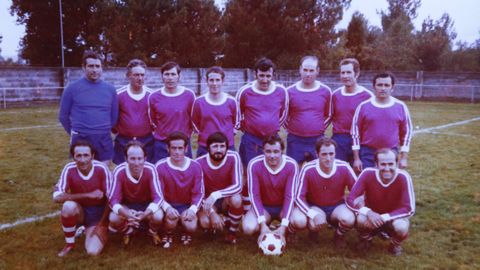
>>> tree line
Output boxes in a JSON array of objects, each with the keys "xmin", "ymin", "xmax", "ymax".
[{"xmin": 6, "ymin": 0, "xmax": 480, "ymax": 71}]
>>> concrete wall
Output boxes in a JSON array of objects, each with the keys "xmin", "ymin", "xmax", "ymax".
[{"xmin": 1, "ymin": 66, "xmax": 479, "ymax": 107}]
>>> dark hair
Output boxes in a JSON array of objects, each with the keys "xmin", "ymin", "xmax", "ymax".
[
  {"xmin": 254, "ymin": 57, "xmax": 275, "ymax": 74},
  {"xmin": 315, "ymin": 137, "xmax": 337, "ymax": 153},
  {"xmin": 262, "ymin": 133, "xmax": 285, "ymax": 151},
  {"xmin": 166, "ymin": 131, "xmax": 189, "ymax": 147},
  {"xmin": 161, "ymin": 61, "xmax": 181, "ymax": 75},
  {"xmin": 206, "ymin": 66, "xmax": 225, "ymax": 80},
  {"xmin": 206, "ymin": 132, "xmax": 229, "ymax": 151},
  {"xmin": 70, "ymin": 140, "xmax": 95, "ymax": 158},
  {"xmin": 82, "ymin": 50, "xmax": 102, "ymax": 66},
  {"xmin": 126, "ymin": 59, "xmax": 147, "ymax": 75},
  {"xmin": 374, "ymin": 148, "xmax": 398, "ymax": 164},
  {"xmin": 339, "ymin": 58, "xmax": 360, "ymax": 75},
  {"xmin": 373, "ymin": 72, "xmax": 395, "ymax": 87},
  {"xmin": 124, "ymin": 140, "xmax": 146, "ymax": 158}
]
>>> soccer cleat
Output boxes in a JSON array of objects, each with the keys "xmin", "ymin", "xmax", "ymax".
[
  {"xmin": 57, "ymin": 243, "xmax": 75, "ymax": 257},
  {"xmin": 224, "ymin": 232, "xmax": 237, "ymax": 244},
  {"xmin": 356, "ymin": 239, "xmax": 372, "ymax": 253},
  {"xmin": 379, "ymin": 231, "xmax": 391, "ymax": 240},
  {"xmin": 161, "ymin": 234, "xmax": 173, "ymax": 249},
  {"xmin": 180, "ymin": 233, "xmax": 192, "ymax": 246},
  {"xmin": 388, "ymin": 243, "xmax": 403, "ymax": 256},
  {"xmin": 333, "ymin": 233, "xmax": 347, "ymax": 249}
]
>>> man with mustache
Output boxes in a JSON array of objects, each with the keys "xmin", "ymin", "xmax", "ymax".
[
  {"xmin": 351, "ymin": 72, "xmax": 413, "ymax": 173},
  {"xmin": 53, "ymin": 140, "xmax": 111, "ymax": 257},
  {"xmin": 346, "ymin": 148, "xmax": 415, "ymax": 256},
  {"xmin": 294, "ymin": 137, "xmax": 357, "ymax": 248},
  {"xmin": 196, "ymin": 132, "xmax": 243, "ymax": 244}
]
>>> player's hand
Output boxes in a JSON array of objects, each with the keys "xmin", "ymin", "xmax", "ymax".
[
  {"xmin": 366, "ymin": 211, "xmax": 384, "ymax": 229},
  {"xmin": 210, "ymin": 212, "xmax": 224, "ymax": 231},
  {"xmin": 88, "ymin": 189, "xmax": 104, "ymax": 200},
  {"xmin": 135, "ymin": 210, "xmax": 152, "ymax": 221},
  {"xmin": 274, "ymin": 225, "xmax": 286, "ymax": 237},
  {"xmin": 166, "ymin": 207, "xmax": 180, "ymax": 220},
  {"xmin": 260, "ymin": 222, "xmax": 271, "ymax": 234},
  {"xmin": 398, "ymin": 155, "xmax": 408, "ymax": 169},
  {"xmin": 203, "ymin": 196, "xmax": 216, "ymax": 213},
  {"xmin": 182, "ymin": 209, "xmax": 196, "ymax": 222},
  {"xmin": 353, "ymin": 158, "xmax": 363, "ymax": 173}
]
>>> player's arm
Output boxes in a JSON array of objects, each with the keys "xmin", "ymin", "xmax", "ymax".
[
  {"xmin": 351, "ymin": 106, "xmax": 363, "ymax": 173},
  {"xmin": 185, "ymin": 166, "xmax": 204, "ymax": 221},
  {"xmin": 191, "ymin": 99, "xmax": 201, "ymax": 133},
  {"xmin": 53, "ymin": 190, "xmax": 104, "ymax": 204},
  {"xmin": 323, "ymin": 88, "xmax": 333, "ymax": 128},
  {"xmin": 248, "ymin": 162, "xmax": 266, "ymax": 224},
  {"xmin": 58, "ymin": 86, "xmax": 73, "ymax": 134},
  {"xmin": 296, "ymin": 167, "xmax": 319, "ymax": 221},
  {"xmin": 398, "ymin": 104, "xmax": 413, "ymax": 169},
  {"xmin": 279, "ymin": 162, "xmax": 298, "ymax": 231},
  {"xmin": 111, "ymin": 88, "xmax": 119, "ymax": 127},
  {"xmin": 147, "ymin": 94, "xmax": 157, "ymax": 129},
  {"xmin": 382, "ymin": 172, "xmax": 416, "ymax": 221},
  {"xmin": 209, "ymin": 152, "xmax": 243, "ymax": 203},
  {"xmin": 279, "ymin": 87, "xmax": 288, "ymax": 126}
]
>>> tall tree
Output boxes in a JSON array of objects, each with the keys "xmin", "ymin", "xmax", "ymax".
[
  {"xmin": 222, "ymin": 0, "xmax": 351, "ymax": 69},
  {"xmin": 10, "ymin": 0, "xmax": 103, "ymax": 66},
  {"xmin": 414, "ymin": 14, "xmax": 456, "ymax": 71}
]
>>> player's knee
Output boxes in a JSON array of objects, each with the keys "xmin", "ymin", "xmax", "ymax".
[
  {"xmin": 108, "ymin": 212, "xmax": 122, "ymax": 225},
  {"xmin": 229, "ymin": 194, "xmax": 243, "ymax": 209},
  {"xmin": 242, "ymin": 220, "xmax": 257, "ymax": 235},
  {"xmin": 86, "ymin": 245, "xmax": 102, "ymax": 256},
  {"xmin": 291, "ymin": 212, "xmax": 307, "ymax": 230},
  {"xmin": 356, "ymin": 214, "xmax": 368, "ymax": 229},
  {"xmin": 337, "ymin": 211, "xmax": 355, "ymax": 227},
  {"xmin": 151, "ymin": 210, "xmax": 164, "ymax": 224},
  {"xmin": 62, "ymin": 201, "xmax": 78, "ymax": 216},
  {"xmin": 183, "ymin": 219, "xmax": 198, "ymax": 233},
  {"xmin": 393, "ymin": 219, "xmax": 409, "ymax": 237},
  {"xmin": 198, "ymin": 213, "xmax": 211, "ymax": 229}
]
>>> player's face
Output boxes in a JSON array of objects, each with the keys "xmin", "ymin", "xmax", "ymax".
[
  {"xmin": 207, "ymin": 72, "xmax": 223, "ymax": 95},
  {"xmin": 376, "ymin": 151, "xmax": 397, "ymax": 183},
  {"xmin": 300, "ymin": 58, "xmax": 319, "ymax": 85},
  {"xmin": 318, "ymin": 144, "xmax": 336, "ymax": 172},
  {"xmin": 126, "ymin": 146, "xmax": 145, "ymax": 177},
  {"xmin": 162, "ymin": 67, "xmax": 179, "ymax": 90},
  {"xmin": 208, "ymin": 142, "xmax": 227, "ymax": 161},
  {"xmin": 264, "ymin": 142, "xmax": 283, "ymax": 169},
  {"xmin": 168, "ymin": 139, "xmax": 186, "ymax": 163},
  {"xmin": 255, "ymin": 68, "xmax": 274, "ymax": 91},
  {"xmin": 73, "ymin": 146, "xmax": 93, "ymax": 174},
  {"xmin": 128, "ymin": 66, "xmax": 146, "ymax": 92},
  {"xmin": 374, "ymin": 77, "xmax": 393, "ymax": 101},
  {"xmin": 83, "ymin": 58, "xmax": 102, "ymax": 82},
  {"xmin": 340, "ymin": 64, "xmax": 358, "ymax": 87}
]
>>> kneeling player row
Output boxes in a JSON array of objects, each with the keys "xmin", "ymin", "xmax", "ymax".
[{"xmin": 53, "ymin": 131, "xmax": 415, "ymax": 257}]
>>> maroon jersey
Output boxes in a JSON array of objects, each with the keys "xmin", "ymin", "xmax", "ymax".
[
  {"xmin": 109, "ymin": 162, "xmax": 164, "ymax": 214},
  {"xmin": 346, "ymin": 168, "xmax": 415, "ymax": 221},
  {"xmin": 53, "ymin": 160, "xmax": 111, "ymax": 206},
  {"xmin": 296, "ymin": 159, "xmax": 356, "ymax": 219}
]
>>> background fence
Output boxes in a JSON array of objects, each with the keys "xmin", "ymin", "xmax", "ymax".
[{"xmin": 1, "ymin": 66, "xmax": 479, "ymax": 108}]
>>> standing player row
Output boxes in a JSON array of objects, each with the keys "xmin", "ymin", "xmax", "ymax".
[{"xmin": 59, "ymin": 52, "xmax": 412, "ymax": 173}]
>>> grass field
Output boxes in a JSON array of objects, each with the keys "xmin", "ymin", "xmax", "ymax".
[{"xmin": 1, "ymin": 102, "xmax": 479, "ymax": 269}]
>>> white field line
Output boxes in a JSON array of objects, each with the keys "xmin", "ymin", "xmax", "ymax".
[
  {"xmin": 427, "ymin": 131, "xmax": 478, "ymax": 138},
  {"xmin": 0, "ymin": 109, "xmax": 58, "ymax": 115},
  {"xmin": 0, "ymin": 124, "xmax": 61, "ymax": 132},
  {"xmin": 0, "ymin": 211, "xmax": 60, "ymax": 231},
  {"xmin": 1, "ymin": 116, "xmax": 480, "ymax": 231}
]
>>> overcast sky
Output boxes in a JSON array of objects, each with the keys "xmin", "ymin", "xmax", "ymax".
[{"xmin": 0, "ymin": 0, "xmax": 479, "ymax": 60}]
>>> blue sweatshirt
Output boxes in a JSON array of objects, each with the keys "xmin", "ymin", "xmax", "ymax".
[{"xmin": 59, "ymin": 77, "xmax": 119, "ymax": 134}]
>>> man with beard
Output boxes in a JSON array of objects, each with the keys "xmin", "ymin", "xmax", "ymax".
[
  {"xmin": 346, "ymin": 148, "xmax": 415, "ymax": 256},
  {"xmin": 293, "ymin": 137, "xmax": 357, "ymax": 248},
  {"xmin": 196, "ymin": 132, "xmax": 243, "ymax": 244},
  {"xmin": 53, "ymin": 140, "xmax": 111, "ymax": 257},
  {"xmin": 155, "ymin": 131, "xmax": 204, "ymax": 248},
  {"xmin": 242, "ymin": 134, "xmax": 298, "ymax": 241},
  {"xmin": 285, "ymin": 55, "xmax": 332, "ymax": 164},
  {"xmin": 192, "ymin": 66, "xmax": 237, "ymax": 157},
  {"xmin": 113, "ymin": 59, "xmax": 155, "ymax": 164},
  {"xmin": 331, "ymin": 58, "xmax": 372, "ymax": 164},
  {"xmin": 108, "ymin": 141, "xmax": 165, "ymax": 246}
]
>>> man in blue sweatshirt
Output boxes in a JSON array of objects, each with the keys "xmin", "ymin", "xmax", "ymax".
[{"xmin": 59, "ymin": 50, "xmax": 119, "ymax": 164}]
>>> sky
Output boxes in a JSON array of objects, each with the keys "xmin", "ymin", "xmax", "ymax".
[{"xmin": 0, "ymin": 0, "xmax": 479, "ymax": 60}]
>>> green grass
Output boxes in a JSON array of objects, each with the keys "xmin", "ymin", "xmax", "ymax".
[{"xmin": 1, "ymin": 102, "xmax": 480, "ymax": 269}]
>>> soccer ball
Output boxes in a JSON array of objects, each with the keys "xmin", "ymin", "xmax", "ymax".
[{"xmin": 257, "ymin": 232, "xmax": 286, "ymax": 256}]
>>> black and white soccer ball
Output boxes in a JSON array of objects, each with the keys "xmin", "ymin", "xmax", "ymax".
[{"xmin": 257, "ymin": 232, "xmax": 286, "ymax": 256}]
